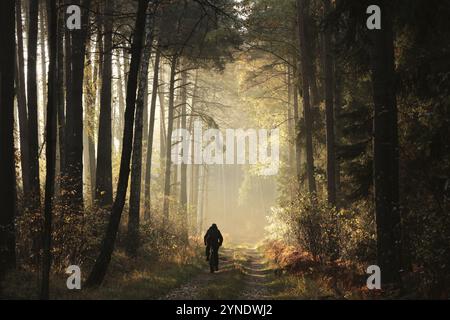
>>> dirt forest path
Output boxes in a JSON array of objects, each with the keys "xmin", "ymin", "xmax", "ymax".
[{"xmin": 164, "ymin": 245, "xmax": 274, "ymax": 300}]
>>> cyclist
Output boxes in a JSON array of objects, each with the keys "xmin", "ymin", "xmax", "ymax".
[{"xmin": 204, "ymin": 224, "xmax": 223, "ymax": 272}]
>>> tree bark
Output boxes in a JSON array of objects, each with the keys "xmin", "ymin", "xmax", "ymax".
[
  {"xmin": 159, "ymin": 66, "xmax": 167, "ymax": 166},
  {"xmin": 40, "ymin": 0, "xmax": 47, "ymax": 131},
  {"xmin": 115, "ymin": 53, "xmax": 125, "ymax": 155},
  {"xmin": 127, "ymin": 19, "xmax": 153, "ymax": 256},
  {"xmin": 180, "ymin": 69, "xmax": 188, "ymax": 240},
  {"xmin": 15, "ymin": 0, "xmax": 31, "ymax": 200},
  {"xmin": 27, "ymin": 0, "xmax": 41, "ymax": 210},
  {"xmin": 189, "ymin": 72, "xmax": 199, "ymax": 222},
  {"xmin": 85, "ymin": 0, "xmax": 149, "ymax": 287},
  {"xmin": 323, "ymin": 0, "xmax": 336, "ymax": 205},
  {"xmin": 65, "ymin": 0, "xmax": 91, "ymax": 212},
  {"xmin": 95, "ymin": 0, "xmax": 113, "ymax": 207},
  {"xmin": 0, "ymin": 0, "xmax": 17, "ymax": 276},
  {"xmin": 144, "ymin": 45, "xmax": 162, "ymax": 220},
  {"xmin": 62, "ymin": 0, "xmax": 72, "ymax": 178},
  {"xmin": 369, "ymin": 0, "xmax": 401, "ymax": 286},
  {"xmin": 292, "ymin": 61, "xmax": 302, "ymax": 191},
  {"xmin": 40, "ymin": 0, "xmax": 57, "ymax": 299},
  {"xmin": 84, "ymin": 40, "xmax": 97, "ymax": 203},
  {"xmin": 162, "ymin": 56, "xmax": 178, "ymax": 222},
  {"xmin": 296, "ymin": 0, "xmax": 316, "ymax": 194},
  {"xmin": 56, "ymin": 1, "xmax": 65, "ymax": 192}
]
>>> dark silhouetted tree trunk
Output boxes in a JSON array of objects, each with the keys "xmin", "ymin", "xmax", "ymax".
[
  {"xmin": 40, "ymin": 0, "xmax": 47, "ymax": 129},
  {"xmin": 15, "ymin": 0, "xmax": 31, "ymax": 200},
  {"xmin": 0, "ymin": 0, "xmax": 17, "ymax": 276},
  {"xmin": 292, "ymin": 61, "xmax": 302, "ymax": 191},
  {"xmin": 144, "ymin": 45, "xmax": 161, "ymax": 220},
  {"xmin": 369, "ymin": 0, "xmax": 401, "ymax": 286},
  {"xmin": 56, "ymin": 1, "xmax": 65, "ymax": 191},
  {"xmin": 334, "ymin": 64, "xmax": 342, "ymax": 200},
  {"xmin": 95, "ymin": 0, "xmax": 113, "ymax": 207},
  {"xmin": 286, "ymin": 65, "xmax": 295, "ymax": 178},
  {"xmin": 85, "ymin": 0, "xmax": 149, "ymax": 287},
  {"xmin": 323, "ymin": 0, "xmax": 336, "ymax": 205},
  {"xmin": 65, "ymin": 0, "xmax": 91, "ymax": 212},
  {"xmin": 63, "ymin": 0, "xmax": 72, "ymax": 179},
  {"xmin": 127, "ymin": 19, "xmax": 153, "ymax": 256},
  {"xmin": 28, "ymin": 0, "xmax": 41, "ymax": 210},
  {"xmin": 297, "ymin": 0, "xmax": 316, "ymax": 194},
  {"xmin": 40, "ymin": 0, "xmax": 57, "ymax": 299}
]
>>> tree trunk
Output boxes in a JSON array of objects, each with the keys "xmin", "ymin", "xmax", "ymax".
[
  {"xmin": 334, "ymin": 63, "xmax": 342, "ymax": 200},
  {"xmin": 292, "ymin": 61, "xmax": 302, "ymax": 191},
  {"xmin": 296, "ymin": 0, "xmax": 316, "ymax": 194},
  {"xmin": 65, "ymin": 0, "xmax": 91, "ymax": 213},
  {"xmin": 56, "ymin": 1, "xmax": 65, "ymax": 193},
  {"xmin": 162, "ymin": 57, "xmax": 178, "ymax": 222},
  {"xmin": 159, "ymin": 66, "xmax": 167, "ymax": 165},
  {"xmin": 115, "ymin": 53, "xmax": 125, "ymax": 155},
  {"xmin": 0, "ymin": 0, "xmax": 17, "ymax": 276},
  {"xmin": 40, "ymin": 0, "xmax": 47, "ymax": 132},
  {"xmin": 85, "ymin": 0, "xmax": 149, "ymax": 287},
  {"xmin": 189, "ymin": 72, "xmax": 199, "ymax": 223},
  {"xmin": 180, "ymin": 69, "xmax": 188, "ymax": 240},
  {"xmin": 40, "ymin": 0, "xmax": 57, "ymax": 299},
  {"xmin": 127, "ymin": 19, "xmax": 153, "ymax": 256},
  {"xmin": 27, "ymin": 0, "xmax": 41, "ymax": 210},
  {"xmin": 286, "ymin": 65, "xmax": 295, "ymax": 177},
  {"xmin": 369, "ymin": 0, "xmax": 401, "ymax": 286},
  {"xmin": 144, "ymin": 46, "xmax": 162, "ymax": 220},
  {"xmin": 84, "ymin": 40, "xmax": 97, "ymax": 203},
  {"xmin": 63, "ymin": 0, "xmax": 73, "ymax": 179},
  {"xmin": 323, "ymin": 0, "xmax": 336, "ymax": 205},
  {"xmin": 95, "ymin": 0, "xmax": 113, "ymax": 207},
  {"xmin": 15, "ymin": 0, "xmax": 31, "ymax": 200}
]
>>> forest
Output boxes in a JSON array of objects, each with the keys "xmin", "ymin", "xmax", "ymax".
[{"xmin": 0, "ymin": 0, "xmax": 449, "ymax": 300}]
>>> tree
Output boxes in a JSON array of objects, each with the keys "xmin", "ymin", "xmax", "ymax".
[
  {"xmin": 40, "ymin": 0, "xmax": 48, "ymax": 126},
  {"xmin": 86, "ymin": 0, "xmax": 149, "ymax": 287},
  {"xmin": 179, "ymin": 69, "xmax": 188, "ymax": 240},
  {"xmin": 292, "ymin": 61, "xmax": 303, "ymax": 191},
  {"xmin": 369, "ymin": 0, "xmax": 401, "ymax": 286},
  {"xmin": 127, "ymin": 15, "xmax": 154, "ymax": 256},
  {"xmin": 83, "ymin": 39, "xmax": 97, "ymax": 203},
  {"xmin": 323, "ymin": 0, "xmax": 336, "ymax": 205},
  {"xmin": 162, "ymin": 56, "xmax": 178, "ymax": 222},
  {"xmin": 40, "ymin": 0, "xmax": 58, "ymax": 299},
  {"xmin": 143, "ymin": 44, "xmax": 161, "ymax": 220},
  {"xmin": 56, "ymin": 0, "xmax": 66, "ymax": 190},
  {"xmin": 27, "ymin": 0, "xmax": 41, "ymax": 210},
  {"xmin": 95, "ymin": 0, "xmax": 114, "ymax": 207},
  {"xmin": 296, "ymin": 0, "xmax": 316, "ymax": 194},
  {"xmin": 65, "ymin": 0, "xmax": 91, "ymax": 212},
  {"xmin": 15, "ymin": 0, "xmax": 31, "ymax": 201},
  {"xmin": 0, "ymin": 0, "xmax": 17, "ymax": 276}
]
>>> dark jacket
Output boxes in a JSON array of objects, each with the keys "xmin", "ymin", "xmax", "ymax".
[{"xmin": 204, "ymin": 226, "xmax": 223, "ymax": 248}]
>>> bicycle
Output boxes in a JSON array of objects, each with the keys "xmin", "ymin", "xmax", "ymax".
[{"xmin": 209, "ymin": 247, "xmax": 219, "ymax": 273}]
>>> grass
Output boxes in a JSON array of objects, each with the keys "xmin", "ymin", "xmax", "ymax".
[
  {"xmin": 1, "ymin": 247, "xmax": 205, "ymax": 300},
  {"xmin": 266, "ymin": 274, "xmax": 336, "ymax": 300}
]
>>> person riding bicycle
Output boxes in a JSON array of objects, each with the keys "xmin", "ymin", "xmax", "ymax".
[{"xmin": 204, "ymin": 224, "xmax": 223, "ymax": 272}]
